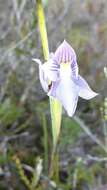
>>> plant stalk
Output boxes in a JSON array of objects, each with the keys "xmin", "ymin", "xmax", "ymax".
[
  {"xmin": 36, "ymin": 0, "xmax": 62, "ymax": 177},
  {"xmin": 36, "ymin": 0, "xmax": 49, "ymax": 60}
]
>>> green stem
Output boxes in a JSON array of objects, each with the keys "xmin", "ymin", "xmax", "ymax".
[
  {"xmin": 36, "ymin": 0, "xmax": 62, "ymax": 177},
  {"xmin": 42, "ymin": 113, "xmax": 48, "ymax": 173},
  {"xmin": 36, "ymin": 0, "xmax": 49, "ymax": 60}
]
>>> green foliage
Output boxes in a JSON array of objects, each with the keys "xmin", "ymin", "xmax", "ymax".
[
  {"xmin": 15, "ymin": 47, "xmax": 29, "ymax": 56},
  {"xmin": 76, "ymin": 160, "xmax": 94, "ymax": 186},
  {"xmin": 60, "ymin": 117, "xmax": 82, "ymax": 147},
  {"xmin": 0, "ymin": 99, "xmax": 24, "ymax": 127},
  {"xmin": 13, "ymin": 156, "xmax": 32, "ymax": 190},
  {"xmin": 6, "ymin": 72, "xmax": 25, "ymax": 103},
  {"xmin": 0, "ymin": 155, "xmax": 8, "ymax": 165},
  {"xmin": 13, "ymin": 156, "xmax": 43, "ymax": 190}
]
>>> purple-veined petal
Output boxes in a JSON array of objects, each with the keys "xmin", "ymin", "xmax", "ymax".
[
  {"xmin": 71, "ymin": 60, "xmax": 79, "ymax": 78},
  {"xmin": 74, "ymin": 75, "xmax": 98, "ymax": 100},
  {"xmin": 54, "ymin": 40, "xmax": 76, "ymax": 63},
  {"xmin": 43, "ymin": 59, "xmax": 60, "ymax": 81},
  {"xmin": 48, "ymin": 77, "xmax": 79, "ymax": 117}
]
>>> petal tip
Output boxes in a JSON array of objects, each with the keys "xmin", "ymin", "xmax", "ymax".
[
  {"xmin": 61, "ymin": 39, "xmax": 71, "ymax": 48},
  {"xmin": 63, "ymin": 39, "xmax": 68, "ymax": 45},
  {"xmin": 67, "ymin": 111, "xmax": 74, "ymax": 117},
  {"xmin": 92, "ymin": 92, "xmax": 99, "ymax": 98},
  {"xmin": 87, "ymin": 90, "xmax": 99, "ymax": 99},
  {"xmin": 32, "ymin": 58, "xmax": 41, "ymax": 65},
  {"xmin": 77, "ymin": 75, "xmax": 99, "ymax": 100},
  {"xmin": 82, "ymin": 91, "xmax": 98, "ymax": 100}
]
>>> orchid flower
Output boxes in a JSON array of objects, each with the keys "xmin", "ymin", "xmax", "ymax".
[{"xmin": 33, "ymin": 40, "xmax": 98, "ymax": 117}]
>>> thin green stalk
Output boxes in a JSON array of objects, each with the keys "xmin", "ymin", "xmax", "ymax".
[
  {"xmin": 42, "ymin": 113, "xmax": 48, "ymax": 173},
  {"xmin": 36, "ymin": 0, "xmax": 49, "ymax": 60},
  {"xmin": 36, "ymin": 0, "xmax": 62, "ymax": 177}
]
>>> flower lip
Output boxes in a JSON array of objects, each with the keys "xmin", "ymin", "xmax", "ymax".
[{"xmin": 54, "ymin": 40, "xmax": 76, "ymax": 63}]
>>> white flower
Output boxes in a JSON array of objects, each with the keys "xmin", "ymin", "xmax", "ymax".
[{"xmin": 33, "ymin": 40, "xmax": 98, "ymax": 116}]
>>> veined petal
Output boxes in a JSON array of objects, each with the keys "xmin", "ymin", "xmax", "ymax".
[
  {"xmin": 54, "ymin": 40, "xmax": 76, "ymax": 63},
  {"xmin": 71, "ymin": 60, "xmax": 79, "ymax": 78},
  {"xmin": 48, "ymin": 77, "xmax": 79, "ymax": 117},
  {"xmin": 75, "ymin": 75, "xmax": 98, "ymax": 100},
  {"xmin": 43, "ymin": 59, "xmax": 60, "ymax": 81}
]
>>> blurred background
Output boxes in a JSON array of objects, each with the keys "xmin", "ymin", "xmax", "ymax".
[{"xmin": 0, "ymin": 0, "xmax": 107, "ymax": 189}]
